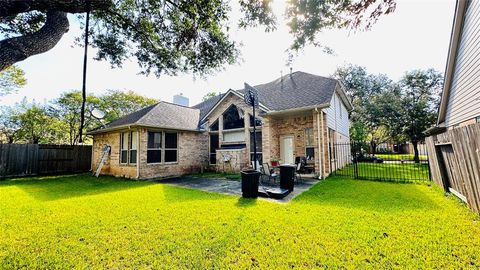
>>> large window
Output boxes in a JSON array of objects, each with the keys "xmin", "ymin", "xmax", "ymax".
[
  {"xmin": 164, "ymin": 132, "xmax": 178, "ymax": 163},
  {"xmin": 147, "ymin": 132, "xmax": 162, "ymax": 163},
  {"xmin": 305, "ymin": 128, "xmax": 315, "ymax": 160},
  {"xmin": 120, "ymin": 131, "xmax": 137, "ymax": 164},
  {"xmin": 210, "ymin": 134, "xmax": 219, "ymax": 164},
  {"xmin": 250, "ymin": 131, "xmax": 262, "ymax": 163},
  {"xmin": 223, "ymin": 105, "xmax": 244, "ymax": 130},
  {"xmin": 147, "ymin": 131, "xmax": 178, "ymax": 164}
]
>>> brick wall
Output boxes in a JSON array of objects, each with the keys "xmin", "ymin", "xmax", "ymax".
[
  {"xmin": 92, "ymin": 128, "xmax": 209, "ymax": 179},
  {"xmin": 215, "ymin": 148, "xmax": 248, "ymax": 172},
  {"xmin": 92, "ymin": 131, "xmax": 137, "ymax": 178}
]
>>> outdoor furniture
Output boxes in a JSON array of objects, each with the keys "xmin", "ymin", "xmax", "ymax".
[
  {"xmin": 295, "ymin": 162, "xmax": 303, "ymax": 183},
  {"xmin": 261, "ymin": 163, "xmax": 278, "ymax": 183}
]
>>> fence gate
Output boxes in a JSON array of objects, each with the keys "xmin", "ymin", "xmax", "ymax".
[{"xmin": 331, "ymin": 141, "xmax": 431, "ymax": 183}]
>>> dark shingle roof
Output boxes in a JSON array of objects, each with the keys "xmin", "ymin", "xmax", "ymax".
[
  {"xmin": 192, "ymin": 93, "xmax": 225, "ymax": 120},
  {"xmin": 88, "ymin": 102, "xmax": 201, "ymax": 134},
  {"xmin": 237, "ymin": 71, "xmax": 338, "ymax": 111}
]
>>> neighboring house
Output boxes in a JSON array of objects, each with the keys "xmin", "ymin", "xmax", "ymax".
[
  {"xmin": 88, "ymin": 71, "xmax": 353, "ymax": 179},
  {"xmin": 425, "ymin": 0, "xmax": 480, "ymax": 213}
]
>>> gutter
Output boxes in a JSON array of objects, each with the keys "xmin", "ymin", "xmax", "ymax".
[
  {"xmin": 265, "ymin": 103, "xmax": 330, "ymax": 116},
  {"xmin": 87, "ymin": 124, "xmax": 203, "ymax": 135}
]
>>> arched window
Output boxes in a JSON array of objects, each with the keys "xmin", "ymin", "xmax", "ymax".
[
  {"xmin": 223, "ymin": 105, "xmax": 244, "ymax": 130},
  {"xmin": 210, "ymin": 120, "xmax": 219, "ymax": 131}
]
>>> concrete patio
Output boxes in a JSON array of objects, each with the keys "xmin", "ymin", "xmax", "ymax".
[{"xmin": 158, "ymin": 176, "xmax": 320, "ymax": 203}]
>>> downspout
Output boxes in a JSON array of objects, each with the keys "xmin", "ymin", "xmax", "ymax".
[
  {"xmin": 321, "ymin": 110, "xmax": 326, "ymax": 179},
  {"xmin": 315, "ymin": 108, "xmax": 323, "ymax": 179},
  {"xmin": 136, "ymin": 128, "xmax": 141, "ymax": 179}
]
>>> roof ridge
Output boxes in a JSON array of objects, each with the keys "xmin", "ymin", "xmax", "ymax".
[
  {"xmin": 161, "ymin": 100, "xmax": 200, "ymax": 110},
  {"xmin": 136, "ymin": 102, "xmax": 162, "ymax": 124}
]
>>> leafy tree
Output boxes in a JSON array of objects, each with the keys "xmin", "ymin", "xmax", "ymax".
[
  {"xmin": 397, "ymin": 69, "xmax": 443, "ymax": 163},
  {"xmin": 333, "ymin": 64, "xmax": 395, "ymax": 153},
  {"xmin": 0, "ymin": 0, "xmax": 395, "ymax": 73},
  {"xmin": 0, "ymin": 65, "xmax": 26, "ymax": 96},
  {"xmin": 202, "ymin": 91, "xmax": 218, "ymax": 102},
  {"xmin": 0, "ymin": 105, "xmax": 20, "ymax": 143},
  {"xmin": 50, "ymin": 91, "xmax": 101, "ymax": 145},
  {"xmin": 13, "ymin": 103, "xmax": 66, "ymax": 144},
  {"xmin": 97, "ymin": 90, "xmax": 158, "ymax": 123}
]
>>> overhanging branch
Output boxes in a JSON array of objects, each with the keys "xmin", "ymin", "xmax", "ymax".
[{"xmin": 0, "ymin": 11, "xmax": 69, "ymax": 71}]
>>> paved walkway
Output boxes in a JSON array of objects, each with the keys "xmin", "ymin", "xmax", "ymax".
[{"xmin": 158, "ymin": 176, "xmax": 320, "ymax": 203}]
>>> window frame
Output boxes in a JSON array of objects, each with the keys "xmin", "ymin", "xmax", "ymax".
[
  {"xmin": 304, "ymin": 128, "xmax": 315, "ymax": 160},
  {"xmin": 120, "ymin": 131, "xmax": 138, "ymax": 165},
  {"xmin": 146, "ymin": 130, "xmax": 179, "ymax": 165},
  {"xmin": 164, "ymin": 132, "xmax": 179, "ymax": 164}
]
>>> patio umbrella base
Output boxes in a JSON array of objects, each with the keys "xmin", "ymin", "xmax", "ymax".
[{"xmin": 258, "ymin": 187, "xmax": 290, "ymax": 199}]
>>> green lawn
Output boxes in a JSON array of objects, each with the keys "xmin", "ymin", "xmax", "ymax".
[
  {"xmin": 375, "ymin": 154, "xmax": 428, "ymax": 161},
  {"xmin": 1, "ymin": 174, "xmax": 479, "ymax": 269}
]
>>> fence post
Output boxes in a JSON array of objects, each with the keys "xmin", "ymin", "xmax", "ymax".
[{"xmin": 353, "ymin": 141, "xmax": 359, "ymax": 179}]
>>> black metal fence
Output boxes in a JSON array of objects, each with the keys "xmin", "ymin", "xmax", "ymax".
[{"xmin": 331, "ymin": 141, "xmax": 431, "ymax": 183}]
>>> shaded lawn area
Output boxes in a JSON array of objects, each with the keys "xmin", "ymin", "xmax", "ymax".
[
  {"xmin": 375, "ymin": 154, "xmax": 428, "ymax": 161},
  {"xmin": 335, "ymin": 163, "xmax": 430, "ymax": 183},
  {"xmin": 1, "ymin": 174, "xmax": 479, "ymax": 269}
]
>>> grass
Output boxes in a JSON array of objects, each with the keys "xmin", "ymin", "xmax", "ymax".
[
  {"xmin": 375, "ymin": 154, "xmax": 428, "ymax": 161},
  {"xmin": 335, "ymin": 163, "xmax": 430, "ymax": 183},
  {"xmin": 186, "ymin": 171, "xmax": 241, "ymax": 181},
  {"xmin": 1, "ymin": 174, "xmax": 480, "ymax": 269}
]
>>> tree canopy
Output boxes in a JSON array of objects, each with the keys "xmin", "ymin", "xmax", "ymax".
[
  {"xmin": 0, "ymin": 0, "xmax": 395, "ymax": 74},
  {"xmin": 0, "ymin": 90, "xmax": 158, "ymax": 144},
  {"xmin": 334, "ymin": 64, "xmax": 443, "ymax": 162},
  {"xmin": 0, "ymin": 65, "xmax": 26, "ymax": 96}
]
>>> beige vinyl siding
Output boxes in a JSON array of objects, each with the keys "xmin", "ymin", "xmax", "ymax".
[
  {"xmin": 322, "ymin": 87, "xmax": 350, "ymax": 138},
  {"xmin": 445, "ymin": 0, "xmax": 480, "ymax": 127}
]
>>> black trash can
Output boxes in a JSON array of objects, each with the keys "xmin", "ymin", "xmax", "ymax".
[
  {"xmin": 241, "ymin": 169, "xmax": 260, "ymax": 198},
  {"xmin": 280, "ymin": 165, "xmax": 295, "ymax": 192}
]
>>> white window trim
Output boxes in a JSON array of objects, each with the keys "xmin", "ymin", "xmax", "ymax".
[{"xmin": 120, "ymin": 131, "xmax": 138, "ymax": 166}]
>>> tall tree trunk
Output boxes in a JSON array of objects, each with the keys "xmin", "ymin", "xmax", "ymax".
[
  {"xmin": 412, "ymin": 139, "xmax": 419, "ymax": 163},
  {"xmin": 0, "ymin": 11, "xmax": 69, "ymax": 71},
  {"xmin": 370, "ymin": 140, "xmax": 377, "ymax": 156}
]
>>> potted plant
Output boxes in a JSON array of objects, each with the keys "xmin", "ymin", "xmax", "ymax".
[{"xmin": 271, "ymin": 158, "xmax": 281, "ymax": 167}]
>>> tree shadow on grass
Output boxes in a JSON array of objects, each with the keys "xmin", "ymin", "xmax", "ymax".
[
  {"xmin": 293, "ymin": 177, "xmax": 439, "ymax": 213},
  {"xmin": 0, "ymin": 173, "xmax": 152, "ymax": 201},
  {"xmin": 235, "ymin": 197, "xmax": 257, "ymax": 208}
]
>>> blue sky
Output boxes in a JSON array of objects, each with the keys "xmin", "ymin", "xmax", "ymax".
[{"xmin": 3, "ymin": 0, "xmax": 456, "ymax": 106}]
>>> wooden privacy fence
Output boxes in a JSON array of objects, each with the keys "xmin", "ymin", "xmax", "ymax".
[
  {"xmin": 0, "ymin": 144, "xmax": 92, "ymax": 179},
  {"xmin": 426, "ymin": 123, "xmax": 480, "ymax": 213}
]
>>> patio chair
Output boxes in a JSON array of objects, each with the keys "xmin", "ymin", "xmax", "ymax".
[
  {"xmin": 295, "ymin": 162, "xmax": 304, "ymax": 184},
  {"xmin": 261, "ymin": 163, "xmax": 278, "ymax": 183},
  {"xmin": 251, "ymin": 160, "xmax": 261, "ymax": 172}
]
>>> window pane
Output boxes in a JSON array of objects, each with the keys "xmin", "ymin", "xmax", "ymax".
[
  {"xmin": 305, "ymin": 128, "xmax": 314, "ymax": 146},
  {"xmin": 223, "ymin": 131, "xmax": 245, "ymax": 142},
  {"xmin": 210, "ymin": 154, "xmax": 217, "ymax": 164},
  {"xmin": 165, "ymin": 150, "xmax": 177, "ymax": 162},
  {"xmin": 223, "ymin": 105, "xmax": 245, "ymax": 129},
  {"xmin": 250, "ymin": 131, "xmax": 262, "ymax": 152},
  {"xmin": 250, "ymin": 115, "xmax": 262, "ymax": 126},
  {"xmin": 165, "ymin": 132, "xmax": 178, "ymax": 148},
  {"xmin": 120, "ymin": 150, "xmax": 128, "ymax": 163},
  {"xmin": 130, "ymin": 131, "xmax": 138, "ymax": 150},
  {"xmin": 210, "ymin": 134, "xmax": 219, "ymax": 154},
  {"xmin": 148, "ymin": 132, "xmax": 161, "ymax": 149},
  {"xmin": 306, "ymin": 147, "xmax": 315, "ymax": 160},
  {"xmin": 130, "ymin": 150, "xmax": 137, "ymax": 164},
  {"xmin": 210, "ymin": 120, "xmax": 219, "ymax": 131},
  {"xmin": 121, "ymin": 132, "xmax": 128, "ymax": 150},
  {"xmin": 147, "ymin": 150, "xmax": 161, "ymax": 163},
  {"xmin": 250, "ymin": 153, "xmax": 263, "ymax": 164}
]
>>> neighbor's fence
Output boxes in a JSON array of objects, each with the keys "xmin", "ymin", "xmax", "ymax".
[
  {"xmin": 426, "ymin": 123, "xmax": 480, "ymax": 214},
  {"xmin": 331, "ymin": 141, "xmax": 431, "ymax": 183},
  {"xmin": 0, "ymin": 144, "xmax": 92, "ymax": 179}
]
